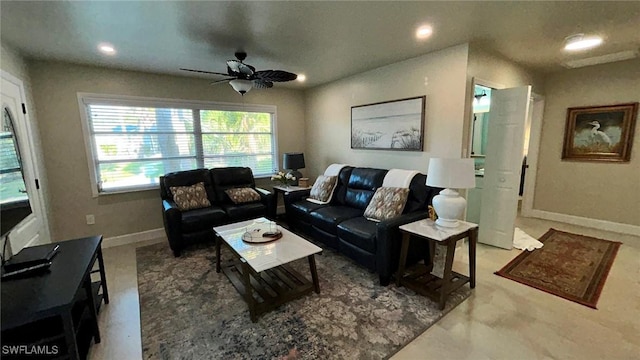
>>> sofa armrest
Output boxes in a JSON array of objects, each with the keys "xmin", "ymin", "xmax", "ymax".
[
  {"xmin": 283, "ymin": 189, "xmax": 311, "ymax": 206},
  {"xmin": 162, "ymin": 199, "xmax": 183, "ymax": 256},
  {"xmin": 283, "ymin": 189, "xmax": 311, "ymax": 215},
  {"xmin": 255, "ymin": 187, "xmax": 276, "ymax": 219},
  {"xmin": 375, "ymin": 211, "xmax": 430, "ymax": 285}
]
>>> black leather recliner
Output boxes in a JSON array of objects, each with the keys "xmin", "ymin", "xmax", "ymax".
[
  {"xmin": 284, "ymin": 166, "xmax": 441, "ymax": 285},
  {"xmin": 160, "ymin": 167, "xmax": 275, "ymax": 257}
]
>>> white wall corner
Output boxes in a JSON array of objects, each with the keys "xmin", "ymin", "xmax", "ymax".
[
  {"xmin": 102, "ymin": 228, "xmax": 166, "ymax": 248},
  {"xmin": 525, "ymin": 209, "xmax": 640, "ymax": 237}
]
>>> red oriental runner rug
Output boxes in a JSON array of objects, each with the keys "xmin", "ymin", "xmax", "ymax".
[{"xmin": 495, "ymin": 228, "xmax": 621, "ymax": 309}]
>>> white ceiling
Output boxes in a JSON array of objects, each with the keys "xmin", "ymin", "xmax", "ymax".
[{"xmin": 2, "ymin": 1, "xmax": 639, "ymax": 89}]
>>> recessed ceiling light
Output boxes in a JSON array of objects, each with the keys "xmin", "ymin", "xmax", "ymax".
[
  {"xmin": 564, "ymin": 34, "xmax": 603, "ymax": 51},
  {"xmin": 415, "ymin": 25, "xmax": 433, "ymax": 40},
  {"xmin": 98, "ymin": 43, "xmax": 116, "ymax": 55},
  {"xmin": 297, "ymin": 74, "xmax": 306, "ymax": 82}
]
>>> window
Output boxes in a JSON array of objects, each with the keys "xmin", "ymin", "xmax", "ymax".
[
  {"xmin": 79, "ymin": 94, "xmax": 277, "ymax": 195},
  {"xmin": 1, "ymin": 107, "xmax": 29, "ymax": 205}
]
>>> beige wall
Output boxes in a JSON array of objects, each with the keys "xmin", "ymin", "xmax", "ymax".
[
  {"xmin": 28, "ymin": 60, "xmax": 305, "ymax": 240},
  {"xmin": 1, "ymin": 43, "xmax": 51, "ymax": 243},
  {"xmin": 303, "ymin": 44, "xmax": 469, "ymax": 178},
  {"xmin": 534, "ymin": 59, "xmax": 640, "ymax": 226},
  {"xmin": 468, "ymin": 45, "xmax": 544, "ymax": 90}
]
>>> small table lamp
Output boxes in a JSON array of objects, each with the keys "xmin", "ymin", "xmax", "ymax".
[
  {"xmin": 283, "ymin": 152, "xmax": 305, "ymax": 186},
  {"xmin": 426, "ymin": 158, "xmax": 476, "ymax": 228}
]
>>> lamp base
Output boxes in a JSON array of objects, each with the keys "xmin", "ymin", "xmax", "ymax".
[
  {"xmin": 431, "ymin": 188, "xmax": 467, "ymax": 228},
  {"xmin": 286, "ymin": 170, "xmax": 302, "ymax": 186}
]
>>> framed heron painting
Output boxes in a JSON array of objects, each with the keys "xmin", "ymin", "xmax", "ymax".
[{"xmin": 562, "ymin": 103, "xmax": 638, "ymax": 162}]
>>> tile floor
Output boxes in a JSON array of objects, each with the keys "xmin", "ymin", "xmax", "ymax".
[{"xmin": 88, "ymin": 216, "xmax": 640, "ymax": 360}]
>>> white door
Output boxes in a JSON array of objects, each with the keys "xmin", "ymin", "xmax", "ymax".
[
  {"xmin": 478, "ymin": 86, "xmax": 531, "ymax": 249},
  {"xmin": 1, "ymin": 72, "xmax": 47, "ymax": 254}
]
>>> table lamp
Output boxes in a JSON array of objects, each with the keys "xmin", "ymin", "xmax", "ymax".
[
  {"xmin": 426, "ymin": 158, "xmax": 476, "ymax": 228},
  {"xmin": 283, "ymin": 153, "xmax": 305, "ymax": 186}
]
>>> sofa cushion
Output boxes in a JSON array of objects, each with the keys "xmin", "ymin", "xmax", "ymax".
[
  {"xmin": 225, "ymin": 187, "xmax": 261, "ymax": 204},
  {"xmin": 181, "ymin": 206, "xmax": 227, "ymax": 233},
  {"xmin": 308, "ymin": 175, "xmax": 337, "ymax": 204},
  {"xmin": 332, "ymin": 166, "xmax": 354, "ymax": 205},
  {"xmin": 337, "ymin": 217, "xmax": 378, "ymax": 253},
  {"xmin": 222, "ymin": 202, "xmax": 266, "ymax": 221},
  {"xmin": 210, "ymin": 167, "xmax": 256, "ymax": 202},
  {"xmin": 290, "ymin": 200, "xmax": 325, "ymax": 215},
  {"xmin": 364, "ymin": 187, "xmax": 410, "ymax": 221},
  {"xmin": 170, "ymin": 182, "xmax": 212, "ymax": 211},
  {"xmin": 310, "ymin": 206, "xmax": 363, "ymax": 234},
  {"xmin": 344, "ymin": 168, "xmax": 387, "ymax": 209},
  {"xmin": 162, "ymin": 168, "xmax": 216, "ymax": 203}
]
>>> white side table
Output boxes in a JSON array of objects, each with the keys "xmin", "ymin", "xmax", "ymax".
[{"xmin": 397, "ymin": 219, "xmax": 478, "ymax": 309}]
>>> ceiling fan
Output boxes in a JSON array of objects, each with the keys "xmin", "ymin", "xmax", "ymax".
[{"xmin": 180, "ymin": 51, "xmax": 297, "ymax": 95}]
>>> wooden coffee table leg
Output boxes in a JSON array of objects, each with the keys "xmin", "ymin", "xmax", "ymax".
[
  {"xmin": 215, "ymin": 236, "xmax": 221, "ymax": 273},
  {"xmin": 241, "ymin": 259, "xmax": 257, "ymax": 322},
  {"xmin": 308, "ymin": 255, "xmax": 320, "ymax": 294}
]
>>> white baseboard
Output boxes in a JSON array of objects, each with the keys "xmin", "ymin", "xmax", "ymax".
[
  {"xmin": 102, "ymin": 228, "xmax": 166, "ymax": 248},
  {"xmin": 526, "ymin": 209, "xmax": 640, "ymax": 236}
]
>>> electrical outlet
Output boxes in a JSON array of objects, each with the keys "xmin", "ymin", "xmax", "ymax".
[{"xmin": 86, "ymin": 214, "xmax": 95, "ymax": 225}]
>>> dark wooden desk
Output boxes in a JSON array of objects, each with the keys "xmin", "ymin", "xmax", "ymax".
[{"xmin": 1, "ymin": 235, "xmax": 109, "ymax": 360}]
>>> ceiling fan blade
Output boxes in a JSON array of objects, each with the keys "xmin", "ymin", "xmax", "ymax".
[
  {"xmin": 226, "ymin": 60, "xmax": 254, "ymax": 76},
  {"xmin": 210, "ymin": 78, "xmax": 234, "ymax": 86},
  {"xmin": 253, "ymin": 79, "xmax": 273, "ymax": 89},
  {"xmin": 180, "ymin": 68, "xmax": 230, "ymax": 76},
  {"xmin": 254, "ymin": 70, "xmax": 297, "ymax": 82}
]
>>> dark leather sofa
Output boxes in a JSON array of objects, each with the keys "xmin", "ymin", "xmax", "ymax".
[
  {"xmin": 160, "ymin": 167, "xmax": 275, "ymax": 256},
  {"xmin": 284, "ymin": 166, "xmax": 442, "ymax": 286}
]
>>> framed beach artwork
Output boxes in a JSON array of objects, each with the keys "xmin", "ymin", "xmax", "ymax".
[
  {"xmin": 562, "ymin": 103, "xmax": 638, "ymax": 162},
  {"xmin": 351, "ymin": 96, "xmax": 425, "ymax": 151}
]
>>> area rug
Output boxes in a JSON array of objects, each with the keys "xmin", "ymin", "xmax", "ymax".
[
  {"xmin": 495, "ymin": 228, "xmax": 621, "ymax": 309},
  {"xmin": 136, "ymin": 242, "xmax": 470, "ymax": 359}
]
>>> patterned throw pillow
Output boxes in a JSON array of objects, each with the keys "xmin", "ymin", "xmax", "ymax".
[
  {"xmin": 307, "ymin": 175, "xmax": 338, "ymax": 204},
  {"xmin": 364, "ymin": 187, "xmax": 410, "ymax": 222},
  {"xmin": 225, "ymin": 187, "xmax": 261, "ymax": 204},
  {"xmin": 170, "ymin": 182, "xmax": 211, "ymax": 211}
]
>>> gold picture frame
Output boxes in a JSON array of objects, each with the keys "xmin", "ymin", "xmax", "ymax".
[{"xmin": 562, "ymin": 102, "xmax": 638, "ymax": 162}]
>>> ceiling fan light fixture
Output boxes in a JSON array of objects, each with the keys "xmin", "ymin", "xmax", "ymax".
[
  {"xmin": 229, "ymin": 79, "xmax": 252, "ymax": 95},
  {"xmin": 564, "ymin": 34, "xmax": 603, "ymax": 51},
  {"xmin": 297, "ymin": 74, "xmax": 306, "ymax": 82}
]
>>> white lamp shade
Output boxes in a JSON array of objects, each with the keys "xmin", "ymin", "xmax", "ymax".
[
  {"xmin": 426, "ymin": 158, "xmax": 476, "ymax": 189},
  {"xmin": 229, "ymin": 79, "xmax": 253, "ymax": 95}
]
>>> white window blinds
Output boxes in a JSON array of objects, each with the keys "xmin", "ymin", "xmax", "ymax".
[{"xmin": 81, "ymin": 95, "xmax": 277, "ymax": 194}]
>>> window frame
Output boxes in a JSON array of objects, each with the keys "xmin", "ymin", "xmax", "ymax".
[{"xmin": 77, "ymin": 93, "xmax": 278, "ymax": 197}]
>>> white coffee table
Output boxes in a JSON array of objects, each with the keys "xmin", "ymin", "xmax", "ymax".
[{"xmin": 214, "ymin": 217, "xmax": 322, "ymax": 322}]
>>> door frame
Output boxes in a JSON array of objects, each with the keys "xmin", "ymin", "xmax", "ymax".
[{"xmin": 1, "ymin": 70, "xmax": 50, "ymax": 249}]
